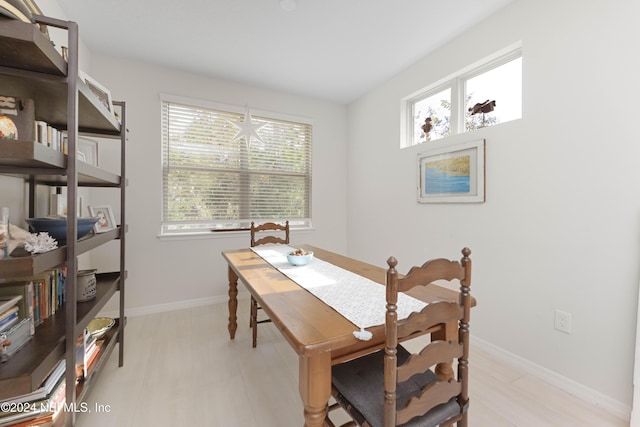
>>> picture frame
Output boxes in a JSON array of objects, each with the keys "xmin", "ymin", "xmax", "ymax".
[
  {"xmin": 79, "ymin": 70, "xmax": 113, "ymax": 113},
  {"xmin": 88, "ymin": 205, "xmax": 116, "ymax": 233},
  {"xmin": 417, "ymin": 139, "xmax": 485, "ymax": 203},
  {"xmin": 78, "ymin": 137, "xmax": 99, "ymax": 167}
]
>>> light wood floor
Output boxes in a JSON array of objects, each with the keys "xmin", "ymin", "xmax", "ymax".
[{"xmin": 76, "ymin": 301, "xmax": 627, "ymax": 427}]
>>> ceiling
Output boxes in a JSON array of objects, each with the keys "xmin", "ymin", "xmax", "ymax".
[{"xmin": 55, "ymin": 0, "xmax": 515, "ymax": 104}]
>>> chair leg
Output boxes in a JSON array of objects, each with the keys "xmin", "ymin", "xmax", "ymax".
[
  {"xmin": 251, "ymin": 296, "xmax": 258, "ymax": 348},
  {"xmin": 457, "ymin": 412, "xmax": 468, "ymax": 427},
  {"xmin": 249, "ymin": 295, "xmax": 254, "ymax": 328}
]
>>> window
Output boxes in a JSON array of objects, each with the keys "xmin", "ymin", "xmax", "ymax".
[
  {"xmin": 160, "ymin": 95, "xmax": 312, "ymax": 235},
  {"xmin": 403, "ymin": 45, "xmax": 522, "ymax": 147}
]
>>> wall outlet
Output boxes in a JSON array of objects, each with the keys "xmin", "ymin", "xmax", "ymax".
[{"xmin": 554, "ymin": 309, "xmax": 572, "ymax": 334}]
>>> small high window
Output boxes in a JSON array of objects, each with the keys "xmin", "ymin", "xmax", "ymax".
[{"xmin": 403, "ymin": 45, "xmax": 522, "ymax": 147}]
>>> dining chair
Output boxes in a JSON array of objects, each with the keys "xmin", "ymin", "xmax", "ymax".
[
  {"xmin": 249, "ymin": 221, "xmax": 290, "ymax": 348},
  {"xmin": 326, "ymin": 247, "xmax": 473, "ymax": 427}
]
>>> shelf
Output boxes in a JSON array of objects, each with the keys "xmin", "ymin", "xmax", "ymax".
[
  {"xmin": 0, "ymin": 227, "xmax": 122, "ymax": 280},
  {"xmin": 76, "ymin": 317, "xmax": 123, "ymax": 403},
  {"xmin": 0, "ymin": 73, "xmax": 121, "ymax": 136},
  {"xmin": 0, "ymin": 19, "xmax": 120, "ymax": 136},
  {"xmin": 0, "ymin": 15, "xmax": 126, "ymax": 424},
  {"xmin": 0, "ymin": 17, "xmax": 66, "ymax": 76},
  {"xmin": 0, "ymin": 140, "xmax": 121, "ymax": 186},
  {"xmin": 0, "ymin": 273, "xmax": 121, "ymax": 400}
]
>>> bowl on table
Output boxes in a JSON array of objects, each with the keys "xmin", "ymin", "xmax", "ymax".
[
  {"xmin": 25, "ymin": 217, "xmax": 99, "ymax": 244},
  {"xmin": 287, "ymin": 249, "xmax": 313, "ymax": 266}
]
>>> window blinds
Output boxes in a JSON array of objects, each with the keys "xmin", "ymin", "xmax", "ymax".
[{"xmin": 161, "ymin": 100, "xmax": 312, "ymax": 234}]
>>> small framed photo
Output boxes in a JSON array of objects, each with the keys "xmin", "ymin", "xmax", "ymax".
[
  {"xmin": 79, "ymin": 70, "xmax": 113, "ymax": 113},
  {"xmin": 78, "ymin": 137, "xmax": 99, "ymax": 167},
  {"xmin": 417, "ymin": 139, "xmax": 486, "ymax": 203},
  {"xmin": 89, "ymin": 205, "xmax": 117, "ymax": 233}
]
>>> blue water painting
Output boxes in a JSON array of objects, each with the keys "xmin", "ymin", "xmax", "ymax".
[{"xmin": 425, "ymin": 167, "xmax": 470, "ymax": 194}]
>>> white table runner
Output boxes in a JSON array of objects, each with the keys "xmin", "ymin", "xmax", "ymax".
[{"xmin": 251, "ymin": 245, "xmax": 427, "ymax": 330}]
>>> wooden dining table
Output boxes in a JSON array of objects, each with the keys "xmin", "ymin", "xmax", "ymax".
[{"xmin": 222, "ymin": 244, "xmax": 469, "ymax": 427}]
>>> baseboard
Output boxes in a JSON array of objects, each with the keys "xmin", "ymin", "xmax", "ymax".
[
  {"xmin": 99, "ymin": 291, "xmax": 251, "ymax": 318},
  {"xmin": 471, "ymin": 336, "xmax": 631, "ymax": 421}
]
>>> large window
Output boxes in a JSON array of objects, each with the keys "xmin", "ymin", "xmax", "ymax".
[
  {"xmin": 161, "ymin": 95, "xmax": 312, "ymax": 235},
  {"xmin": 403, "ymin": 44, "xmax": 522, "ymax": 147}
]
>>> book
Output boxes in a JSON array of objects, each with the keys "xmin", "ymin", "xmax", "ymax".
[
  {"xmin": 0, "ymin": 295, "xmax": 22, "ymax": 316},
  {"xmin": 0, "ymin": 305, "xmax": 17, "ymax": 321},
  {"xmin": 0, "ymin": 283, "xmax": 34, "ymax": 335},
  {"xmin": 0, "ymin": 360, "xmax": 65, "ymax": 405},
  {"xmin": 0, "ymin": 307, "xmax": 18, "ymax": 332},
  {"xmin": 0, "ymin": 376, "xmax": 66, "ymax": 427}
]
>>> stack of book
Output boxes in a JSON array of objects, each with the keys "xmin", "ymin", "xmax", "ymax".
[
  {"xmin": 0, "ymin": 268, "xmax": 66, "ymax": 362},
  {"xmin": 0, "ymin": 360, "xmax": 66, "ymax": 427},
  {"xmin": 0, "ymin": 294, "xmax": 30, "ymax": 362},
  {"xmin": 75, "ymin": 328, "xmax": 101, "ymax": 382}
]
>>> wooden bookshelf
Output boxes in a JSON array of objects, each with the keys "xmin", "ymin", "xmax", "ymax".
[
  {"xmin": 0, "ymin": 16, "xmax": 127, "ymax": 426},
  {"xmin": 0, "ymin": 274, "xmax": 121, "ymax": 400}
]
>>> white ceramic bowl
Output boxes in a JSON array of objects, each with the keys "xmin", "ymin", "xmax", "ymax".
[{"xmin": 287, "ymin": 251, "xmax": 313, "ymax": 266}]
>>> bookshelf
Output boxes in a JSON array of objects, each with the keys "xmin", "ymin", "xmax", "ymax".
[{"xmin": 0, "ymin": 15, "xmax": 126, "ymax": 426}]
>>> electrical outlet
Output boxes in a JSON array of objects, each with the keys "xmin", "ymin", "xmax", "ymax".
[{"xmin": 554, "ymin": 310, "xmax": 572, "ymax": 334}]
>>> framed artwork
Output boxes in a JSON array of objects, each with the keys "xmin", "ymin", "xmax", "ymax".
[
  {"xmin": 78, "ymin": 137, "xmax": 99, "ymax": 167},
  {"xmin": 417, "ymin": 139, "xmax": 485, "ymax": 203},
  {"xmin": 89, "ymin": 205, "xmax": 116, "ymax": 233},
  {"xmin": 79, "ymin": 70, "xmax": 113, "ymax": 113}
]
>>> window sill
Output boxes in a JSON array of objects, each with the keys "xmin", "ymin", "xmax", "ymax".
[{"xmin": 157, "ymin": 227, "xmax": 315, "ymax": 241}]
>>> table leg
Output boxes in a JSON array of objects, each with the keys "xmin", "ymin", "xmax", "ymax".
[
  {"xmin": 227, "ymin": 266, "xmax": 238, "ymax": 339},
  {"xmin": 432, "ymin": 319, "xmax": 457, "ymax": 380},
  {"xmin": 299, "ymin": 351, "xmax": 332, "ymax": 427}
]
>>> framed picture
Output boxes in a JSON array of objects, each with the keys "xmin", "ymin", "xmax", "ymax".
[
  {"xmin": 79, "ymin": 70, "xmax": 113, "ymax": 113},
  {"xmin": 417, "ymin": 139, "xmax": 485, "ymax": 203},
  {"xmin": 78, "ymin": 137, "xmax": 99, "ymax": 167},
  {"xmin": 89, "ymin": 205, "xmax": 117, "ymax": 233}
]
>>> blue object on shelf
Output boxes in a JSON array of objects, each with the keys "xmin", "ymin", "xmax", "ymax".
[{"xmin": 25, "ymin": 217, "xmax": 99, "ymax": 244}]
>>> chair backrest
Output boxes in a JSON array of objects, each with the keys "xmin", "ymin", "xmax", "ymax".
[
  {"xmin": 384, "ymin": 247, "xmax": 472, "ymax": 426},
  {"xmin": 250, "ymin": 221, "xmax": 290, "ymax": 247}
]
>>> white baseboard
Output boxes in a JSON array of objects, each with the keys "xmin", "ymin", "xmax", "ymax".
[
  {"xmin": 98, "ymin": 291, "xmax": 250, "ymax": 318},
  {"xmin": 471, "ymin": 336, "xmax": 631, "ymax": 421}
]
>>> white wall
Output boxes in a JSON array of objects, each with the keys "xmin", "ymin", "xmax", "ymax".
[
  {"xmin": 84, "ymin": 54, "xmax": 349, "ymax": 313},
  {"xmin": 346, "ymin": 0, "xmax": 640, "ymax": 411}
]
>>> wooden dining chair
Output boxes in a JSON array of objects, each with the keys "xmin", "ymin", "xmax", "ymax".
[
  {"xmin": 326, "ymin": 247, "xmax": 473, "ymax": 427},
  {"xmin": 249, "ymin": 220, "xmax": 290, "ymax": 348}
]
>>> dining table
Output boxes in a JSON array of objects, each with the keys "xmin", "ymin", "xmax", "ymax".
[{"xmin": 222, "ymin": 244, "xmax": 470, "ymax": 427}]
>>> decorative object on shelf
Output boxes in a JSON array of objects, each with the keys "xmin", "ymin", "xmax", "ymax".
[
  {"xmin": 25, "ymin": 216, "xmax": 99, "ymax": 244},
  {"xmin": 88, "ymin": 205, "xmax": 116, "ymax": 233},
  {"xmin": 86, "ymin": 317, "xmax": 115, "ymax": 339},
  {"xmin": 78, "ymin": 137, "xmax": 99, "ymax": 167},
  {"xmin": 23, "ymin": 232, "xmax": 57, "ymax": 254},
  {"xmin": 0, "ymin": 317, "xmax": 31, "ymax": 362},
  {"xmin": 77, "ymin": 269, "xmax": 97, "ymax": 302},
  {"xmin": 0, "ymin": 95, "xmax": 34, "ymax": 141},
  {"xmin": 417, "ymin": 139, "xmax": 486, "ymax": 203},
  {"xmin": 49, "ymin": 187, "xmax": 82, "ymax": 217},
  {"xmin": 78, "ymin": 70, "xmax": 114, "ymax": 114},
  {"xmin": 0, "ymin": 207, "xmax": 8, "ymax": 258}
]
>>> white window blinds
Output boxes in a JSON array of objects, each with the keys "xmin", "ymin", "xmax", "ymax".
[{"xmin": 161, "ymin": 97, "xmax": 312, "ymax": 234}]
